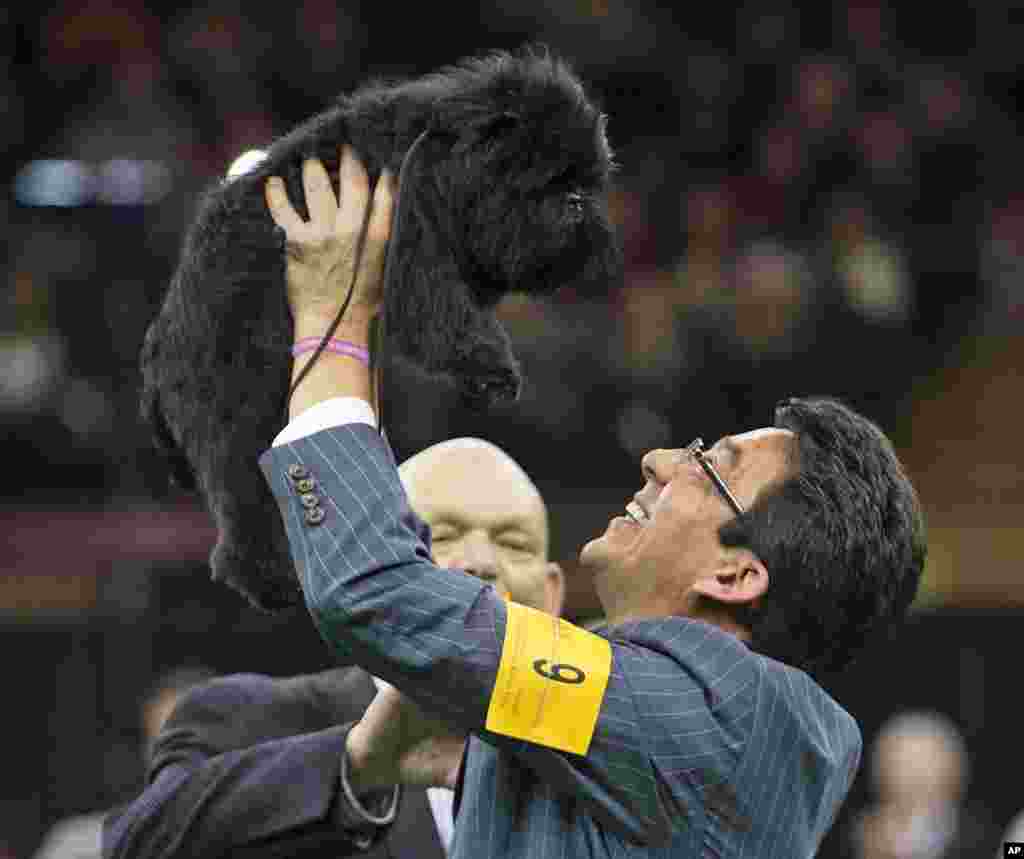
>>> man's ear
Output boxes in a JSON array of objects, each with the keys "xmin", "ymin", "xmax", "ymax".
[
  {"xmin": 543, "ymin": 562, "xmax": 565, "ymax": 618},
  {"xmin": 690, "ymin": 551, "xmax": 769, "ymax": 606}
]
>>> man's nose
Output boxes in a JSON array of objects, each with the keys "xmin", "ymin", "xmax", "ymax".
[
  {"xmin": 449, "ymin": 532, "xmax": 502, "ymax": 583},
  {"xmin": 641, "ymin": 448, "xmax": 680, "ymax": 485}
]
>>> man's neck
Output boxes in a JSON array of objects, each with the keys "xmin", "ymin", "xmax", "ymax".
[
  {"xmin": 687, "ymin": 595, "xmax": 753, "ymax": 642},
  {"xmin": 604, "ymin": 605, "xmax": 752, "ymax": 643}
]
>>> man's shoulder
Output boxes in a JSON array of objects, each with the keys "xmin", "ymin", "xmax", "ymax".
[
  {"xmin": 753, "ymin": 655, "xmax": 862, "ymax": 763},
  {"xmin": 605, "ymin": 616, "xmax": 758, "ymax": 667},
  {"xmin": 602, "ymin": 616, "xmax": 762, "ymax": 705},
  {"xmin": 758, "ymin": 657, "xmax": 859, "ymax": 726}
]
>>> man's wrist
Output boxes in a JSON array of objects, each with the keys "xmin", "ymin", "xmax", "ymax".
[
  {"xmin": 289, "ymin": 351, "xmax": 374, "ymax": 420},
  {"xmin": 288, "ymin": 309, "xmax": 377, "ymax": 421},
  {"xmin": 293, "ymin": 313, "xmax": 375, "ymax": 348},
  {"xmin": 336, "ymin": 724, "xmax": 400, "ymax": 843},
  {"xmin": 344, "ymin": 721, "xmax": 396, "ymax": 795}
]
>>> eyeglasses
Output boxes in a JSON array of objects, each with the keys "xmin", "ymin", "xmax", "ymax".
[{"xmin": 684, "ymin": 438, "xmax": 745, "ymax": 518}]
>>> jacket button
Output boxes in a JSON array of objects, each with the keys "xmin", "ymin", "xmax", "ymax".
[
  {"xmin": 296, "ymin": 477, "xmax": 316, "ymax": 493},
  {"xmin": 299, "ymin": 493, "xmax": 319, "ymax": 509},
  {"xmin": 288, "ymin": 464, "xmax": 309, "ymax": 481},
  {"xmin": 305, "ymin": 507, "xmax": 325, "ymax": 525}
]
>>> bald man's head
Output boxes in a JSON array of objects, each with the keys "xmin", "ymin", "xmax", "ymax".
[{"xmin": 399, "ymin": 439, "xmax": 562, "ymax": 616}]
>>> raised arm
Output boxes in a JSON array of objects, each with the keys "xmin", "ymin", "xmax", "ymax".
[
  {"xmin": 263, "ymin": 145, "xmax": 390, "ymax": 421},
  {"xmin": 260, "ymin": 151, "xmax": 766, "ymax": 846}
]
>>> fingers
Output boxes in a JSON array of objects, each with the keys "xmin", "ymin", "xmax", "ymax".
[
  {"xmin": 303, "ymin": 158, "xmax": 337, "ymax": 227},
  {"xmin": 367, "ymin": 169, "xmax": 395, "ymax": 244},
  {"xmin": 336, "ymin": 145, "xmax": 371, "ymax": 237},
  {"xmin": 265, "ymin": 147, "xmax": 386, "ymax": 247},
  {"xmin": 264, "ymin": 177, "xmax": 306, "ymax": 236}
]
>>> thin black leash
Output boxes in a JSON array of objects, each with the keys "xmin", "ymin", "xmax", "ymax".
[{"xmin": 286, "ymin": 127, "xmax": 433, "ymax": 438}]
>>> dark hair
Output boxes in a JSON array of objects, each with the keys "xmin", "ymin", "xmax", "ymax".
[{"xmin": 718, "ymin": 397, "xmax": 925, "ymax": 680}]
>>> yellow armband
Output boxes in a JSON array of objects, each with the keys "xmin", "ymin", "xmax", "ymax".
[{"xmin": 485, "ymin": 601, "xmax": 612, "ymax": 755}]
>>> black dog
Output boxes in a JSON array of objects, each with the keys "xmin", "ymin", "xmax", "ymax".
[{"xmin": 140, "ymin": 46, "xmax": 619, "ymax": 611}]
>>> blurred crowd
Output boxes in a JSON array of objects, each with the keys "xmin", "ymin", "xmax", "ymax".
[{"xmin": 3, "ymin": 0, "xmax": 1022, "ymax": 503}]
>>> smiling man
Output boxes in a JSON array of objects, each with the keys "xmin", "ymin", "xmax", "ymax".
[
  {"xmin": 583, "ymin": 432, "xmax": 787, "ymax": 632},
  {"xmin": 259, "ymin": 149, "xmax": 926, "ymax": 858}
]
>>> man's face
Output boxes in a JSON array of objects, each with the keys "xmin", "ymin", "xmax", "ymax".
[
  {"xmin": 580, "ymin": 427, "xmax": 795, "ymax": 622},
  {"xmin": 401, "ymin": 440, "xmax": 562, "ymax": 616}
]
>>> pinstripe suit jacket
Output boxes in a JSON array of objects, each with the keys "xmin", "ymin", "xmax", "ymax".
[{"xmin": 260, "ymin": 424, "xmax": 863, "ymax": 858}]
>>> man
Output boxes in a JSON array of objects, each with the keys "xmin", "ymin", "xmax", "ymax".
[
  {"xmin": 259, "ymin": 148, "xmax": 926, "ymax": 857},
  {"xmin": 102, "ymin": 438, "xmax": 563, "ymax": 857}
]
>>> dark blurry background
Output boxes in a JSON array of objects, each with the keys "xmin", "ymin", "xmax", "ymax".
[{"xmin": 2, "ymin": 1, "xmax": 1022, "ymax": 856}]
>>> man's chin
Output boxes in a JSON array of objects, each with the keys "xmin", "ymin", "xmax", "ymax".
[
  {"xmin": 581, "ymin": 516, "xmax": 636, "ymax": 565},
  {"xmin": 579, "ymin": 532, "xmax": 616, "ymax": 578}
]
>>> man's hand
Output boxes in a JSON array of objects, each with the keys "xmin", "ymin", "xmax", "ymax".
[
  {"xmin": 264, "ymin": 145, "xmax": 394, "ymax": 347},
  {"xmin": 345, "ymin": 685, "xmax": 466, "ymax": 794}
]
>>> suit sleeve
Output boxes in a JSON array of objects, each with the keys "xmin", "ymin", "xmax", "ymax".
[
  {"xmin": 102, "ymin": 674, "xmax": 399, "ymax": 859},
  {"xmin": 260, "ymin": 425, "xmax": 761, "ymax": 845}
]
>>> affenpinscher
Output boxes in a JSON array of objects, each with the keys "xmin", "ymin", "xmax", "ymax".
[{"xmin": 140, "ymin": 46, "xmax": 620, "ymax": 610}]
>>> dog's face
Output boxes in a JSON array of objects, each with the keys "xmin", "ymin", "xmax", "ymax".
[{"xmin": 421, "ymin": 54, "xmax": 619, "ymax": 304}]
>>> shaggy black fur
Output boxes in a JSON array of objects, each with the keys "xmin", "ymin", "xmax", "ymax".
[{"xmin": 140, "ymin": 47, "xmax": 619, "ymax": 611}]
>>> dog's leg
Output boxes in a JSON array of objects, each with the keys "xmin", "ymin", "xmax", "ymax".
[{"xmin": 384, "ymin": 259, "xmax": 521, "ymax": 407}]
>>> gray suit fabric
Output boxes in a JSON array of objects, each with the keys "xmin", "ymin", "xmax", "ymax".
[{"xmin": 260, "ymin": 423, "xmax": 862, "ymax": 858}]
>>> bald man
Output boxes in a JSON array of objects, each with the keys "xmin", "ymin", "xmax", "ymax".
[
  {"xmin": 103, "ymin": 439, "xmax": 563, "ymax": 859},
  {"xmin": 400, "ymin": 438, "xmax": 562, "ymax": 615}
]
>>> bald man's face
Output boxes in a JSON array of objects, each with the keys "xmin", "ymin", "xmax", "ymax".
[{"xmin": 401, "ymin": 443, "xmax": 563, "ymax": 616}]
